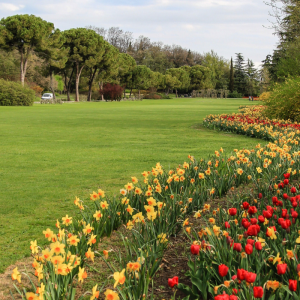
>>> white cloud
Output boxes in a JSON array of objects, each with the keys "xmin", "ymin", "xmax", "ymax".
[
  {"xmin": 0, "ymin": 3, "xmax": 24, "ymax": 11},
  {"xmin": 0, "ymin": 0, "xmax": 278, "ymax": 64}
]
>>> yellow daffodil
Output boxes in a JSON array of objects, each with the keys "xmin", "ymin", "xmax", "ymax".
[
  {"xmin": 62, "ymin": 215, "xmax": 72, "ymax": 226},
  {"xmin": 85, "ymin": 247, "xmax": 95, "ymax": 262},
  {"xmin": 78, "ymin": 267, "xmax": 87, "ymax": 283},
  {"xmin": 104, "ymin": 289, "xmax": 119, "ymax": 300},
  {"xmin": 11, "ymin": 267, "xmax": 21, "ymax": 283},
  {"xmin": 90, "ymin": 285, "xmax": 99, "ymax": 300},
  {"xmin": 113, "ymin": 269, "xmax": 126, "ymax": 287}
]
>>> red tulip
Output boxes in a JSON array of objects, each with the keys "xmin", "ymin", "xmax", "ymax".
[
  {"xmin": 190, "ymin": 244, "xmax": 200, "ymax": 255},
  {"xmin": 225, "ymin": 221, "xmax": 230, "ymax": 228},
  {"xmin": 272, "ymin": 196, "xmax": 278, "ymax": 204},
  {"xmin": 284, "ymin": 179, "xmax": 289, "ymax": 185},
  {"xmin": 258, "ymin": 215, "xmax": 265, "ymax": 223},
  {"xmin": 243, "ymin": 202, "xmax": 250, "ymax": 209},
  {"xmin": 297, "ymin": 264, "xmax": 300, "ymax": 272},
  {"xmin": 291, "ymin": 187, "xmax": 297, "ymax": 194},
  {"xmin": 277, "ymin": 263, "xmax": 287, "ymax": 275},
  {"xmin": 282, "ymin": 209, "xmax": 288, "ymax": 218},
  {"xmin": 237, "ymin": 268, "xmax": 245, "ymax": 280},
  {"xmin": 253, "ymin": 286, "xmax": 264, "ymax": 298},
  {"xmin": 229, "ymin": 296, "xmax": 238, "ymax": 300},
  {"xmin": 215, "ymin": 294, "xmax": 230, "ymax": 300},
  {"xmin": 292, "ymin": 201, "xmax": 298, "ymax": 207},
  {"xmin": 246, "ymin": 225, "xmax": 258, "ymax": 236},
  {"xmin": 263, "ymin": 210, "xmax": 272, "ymax": 219},
  {"xmin": 255, "ymin": 241, "xmax": 262, "ymax": 251},
  {"xmin": 258, "ymin": 193, "xmax": 262, "ymax": 199},
  {"xmin": 229, "ymin": 208, "xmax": 237, "ymax": 216},
  {"xmin": 247, "ymin": 239, "xmax": 254, "ymax": 245},
  {"xmin": 283, "ymin": 193, "xmax": 289, "ymax": 200},
  {"xmin": 250, "ymin": 218, "xmax": 257, "ymax": 224},
  {"xmin": 245, "ymin": 271, "xmax": 256, "ymax": 283},
  {"xmin": 248, "ymin": 206, "xmax": 257, "ymax": 215},
  {"xmin": 168, "ymin": 276, "xmax": 178, "ymax": 288},
  {"xmin": 242, "ymin": 220, "xmax": 250, "ymax": 229},
  {"xmin": 233, "ymin": 243, "xmax": 242, "ymax": 252},
  {"xmin": 232, "ymin": 288, "xmax": 238, "ymax": 295},
  {"xmin": 278, "ymin": 217, "xmax": 284, "ymax": 225},
  {"xmin": 289, "ymin": 280, "xmax": 297, "ymax": 292},
  {"xmin": 284, "ymin": 173, "xmax": 290, "ymax": 179},
  {"xmin": 218, "ymin": 264, "xmax": 229, "ymax": 277},
  {"xmin": 245, "ymin": 244, "xmax": 253, "ymax": 255},
  {"xmin": 281, "ymin": 220, "xmax": 288, "ymax": 229}
]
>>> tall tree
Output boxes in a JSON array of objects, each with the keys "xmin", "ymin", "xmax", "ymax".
[
  {"xmin": 166, "ymin": 68, "xmax": 190, "ymax": 97},
  {"xmin": 229, "ymin": 57, "xmax": 234, "ymax": 92},
  {"xmin": 202, "ymin": 51, "xmax": 230, "ymax": 89},
  {"xmin": 163, "ymin": 74, "xmax": 180, "ymax": 95},
  {"xmin": 186, "ymin": 49, "xmax": 194, "ymax": 66},
  {"xmin": 132, "ymin": 65, "xmax": 152, "ymax": 99},
  {"xmin": 62, "ymin": 28, "xmax": 106, "ymax": 102},
  {"xmin": 85, "ymin": 42, "xmax": 118, "ymax": 101},
  {"xmin": 245, "ymin": 59, "xmax": 258, "ymax": 96},
  {"xmin": 37, "ymin": 29, "xmax": 69, "ymax": 99},
  {"xmin": 234, "ymin": 53, "xmax": 246, "ymax": 95},
  {"xmin": 188, "ymin": 65, "xmax": 212, "ymax": 90},
  {"xmin": 0, "ymin": 14, "xmax": 55, "ymax": 86},
  {"xmin": 118, "ymin": 53, "xmax": 136, "ymax": 98}
]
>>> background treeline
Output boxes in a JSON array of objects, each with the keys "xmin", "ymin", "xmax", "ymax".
[
  {"xmin": 259, "ymin": 0, "xmax": 300, "ymax": 121},
  {"xmin": 0, "ymin": 14, "xmax": 262, "ymax": 104}
]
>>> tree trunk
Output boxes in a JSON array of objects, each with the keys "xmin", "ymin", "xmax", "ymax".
[
  {"xmin": 20, "ymin": 48, "xmax": 30, "ymax": 86},
  {"xmin": 65, "ymin": 66, "xmax": 75, "ymax": 101},
  {"xmin": 138, "ymin": 89, "xmax": 140, "ymax": 100},
  {"xmin": 99, "ymin": 81, "xmax": 104, "ymax": 101},
  {"xmin": 87, "ymin": 67, "xmax": 98, "ymax": 102},
  {"xmin": 75, "ymin": 64, "xmax": 84, "ymax": 102},
  {"xmin": 49, "ymin": 70, "xmax": 56, "ymax": 100},
  {"xmin": 176, "ymin": 89, "xmax": 178, "ymax": 98},
  {"xmin": 123, "ymin": 85, "xmax": 126, "ymax": 99}
]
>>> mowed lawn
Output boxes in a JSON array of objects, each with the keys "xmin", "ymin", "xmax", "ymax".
[{"xmin": 0, "ymin": 98, "xmax": 261, "ymax": 272}]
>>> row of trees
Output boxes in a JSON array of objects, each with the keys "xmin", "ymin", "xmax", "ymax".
[
  {"xmin": 262, "ymin": 0, "xmax": 300, "ymax": 85},
  {"xmin": 0, "ymin": 14, "xmax": 262, "ymax": 100},
  {"xmin": 229, "ymin": 54, "xmax": 261, "ymax": 96}
]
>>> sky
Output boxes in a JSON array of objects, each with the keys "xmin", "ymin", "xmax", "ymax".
[{"xmin": 0, "ymin": 0, "xmax": 278, "ymax": 67}]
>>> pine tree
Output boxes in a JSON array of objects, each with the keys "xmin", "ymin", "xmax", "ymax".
[
  {"xmin": 229, "ymin": 57, "xmax": 234, "ymax": 92},
  {"xmin": 127, "ymin": 41, "xmax": 133, "ymax": 54},
  {"xmin": 234, "ymin": 53, "xmax": 246, "ymax": 95},
  {"xmin": 245, "ymin": 59, "xmax": 258, "ymax": 96},
  {"xmin": 186, "ymin": 49, "xmax": 194, "ymax": 66}
]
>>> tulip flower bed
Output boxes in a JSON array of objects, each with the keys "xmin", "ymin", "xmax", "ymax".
[
  {"xmin": 9, "ymin": 106, "xmax": 300, "ymax": 300},
  {"xmin": 204, "ymin": 105, "xmax": 300, "ymax": 142},
  {"xmin": 176, "ymin": 174, "xmax": 300, "ymax": 300}
]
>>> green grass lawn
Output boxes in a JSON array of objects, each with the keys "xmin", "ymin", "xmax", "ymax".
[{"xmin": 0, "ymin": 98, "xmax": 261, "ymax": 272}]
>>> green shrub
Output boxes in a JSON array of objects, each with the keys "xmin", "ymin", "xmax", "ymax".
[
  {"xmin": 0, "ymin": 79, "xmax": 35, "ymax": 106},
  {"xmin": 158, "ymin": 93, "xmax": 172, "ymax": 99},
  {"xmin": 264, "ymin": 77, "xmax": 300, "ymax": 121},
  {"xmin": 227, "ymin": 90, "xmax": 243, "ymax": 98}
]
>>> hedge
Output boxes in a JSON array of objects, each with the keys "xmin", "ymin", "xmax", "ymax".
[{"xmin": 0, "ymin": 79, "xmax": 35, "ymax": 106}]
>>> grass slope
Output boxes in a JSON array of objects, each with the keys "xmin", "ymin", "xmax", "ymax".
[{"xmin": 0, "ymin": 98, "xmax": 261, "ymax": 272}]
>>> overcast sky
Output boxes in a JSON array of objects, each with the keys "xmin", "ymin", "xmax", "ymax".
[{"xmin": 0, "ymin": 0, "xmax": 278, "ymax": 67}]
